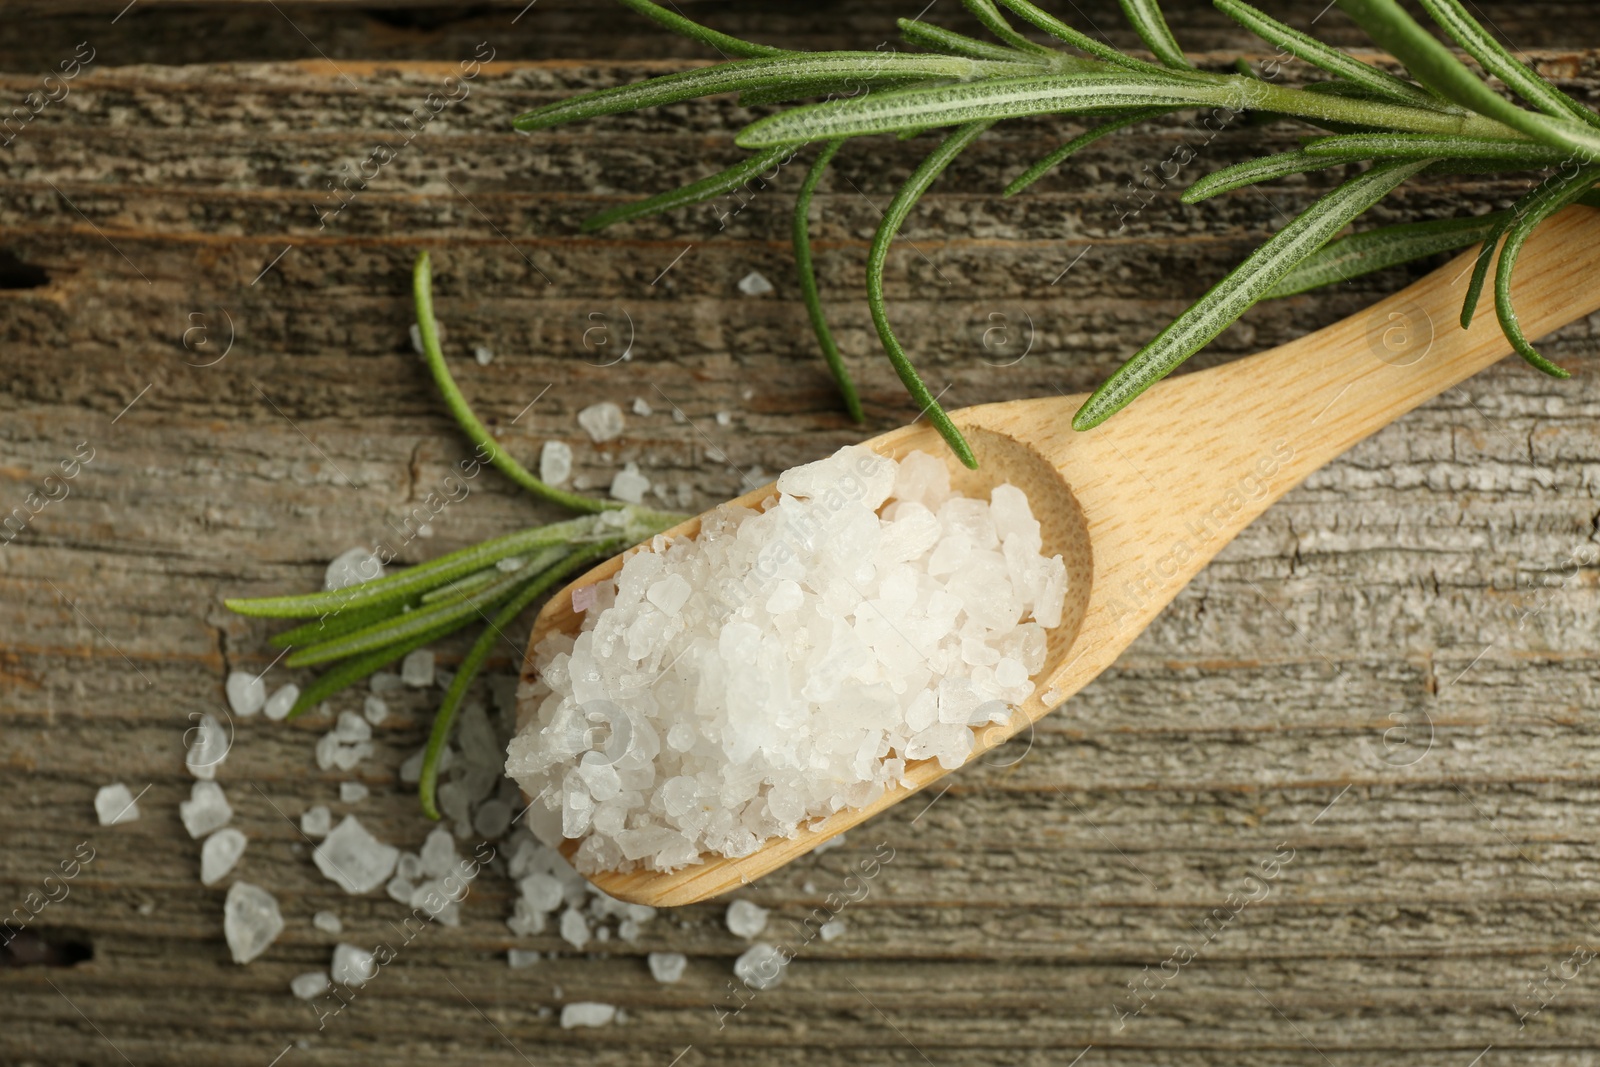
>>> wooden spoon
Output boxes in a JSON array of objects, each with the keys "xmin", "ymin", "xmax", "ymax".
[{"xmin": 521, "ymin": 204, "xmax": 1600, "ymax": 906}]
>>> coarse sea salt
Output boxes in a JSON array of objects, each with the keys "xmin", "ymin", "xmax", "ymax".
[
  {"xmin": 224, "ymin": 882, "xmax": 283, "ymax": 964},
  {"xmin": 180, "ymin": 781, "xmax": 232, "ymax": 838},
  {"xmin": 95, "ymin": 783, "xmax": 141, "ymax": 826},
  {"xmin": 506, "ymin": 446, "xmax": 1066, "ymax": 874},
  {"xmin": 226, "ymin": 671, "xmax": 266, "ymax": 716},
  {"xmin": 201, "ymin": 828, "xmax": 248, "ymax": 886}
]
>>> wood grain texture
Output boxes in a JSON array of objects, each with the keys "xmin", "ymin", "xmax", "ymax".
[{"xmin": 3, "ymin": 1, "xmax": 1600, "ymax": 1064}]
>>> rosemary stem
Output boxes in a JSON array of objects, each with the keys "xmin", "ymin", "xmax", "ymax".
[{"xmin": 412, "ymin": 250, "xmax": 616, "ymax": 515}]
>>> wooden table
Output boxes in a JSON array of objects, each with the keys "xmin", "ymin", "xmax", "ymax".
[{"xmin": 4, "ymin": 2, "xmax": 1600, "ymax": 1063}]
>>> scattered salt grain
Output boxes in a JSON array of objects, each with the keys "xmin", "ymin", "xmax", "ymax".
[
  {"xmin": 226, "ymin": 671, "xmax": 266, "ymax": 717},
  {"xmin": 180, "ymin": 781, "xmax": 231, "ymax": 838},
  {"xmin": 300, "ymin": 805, "xmax": 332, "ymax": 838},
  {"xmin": 370, "ymin": 671, "xmax": 405, "ymax": 693},
  {"xmin": 508, "ymin": 949, "xmax": 541, "ymax": 969},
  {"xmin": 314, "ymin": 816, "xmax": 399, "ymax": 894},
  {"xmin": 819, "ymin": 918, "xmax": 847, "ymax": 942},
  {"xmin": 812, "ymin": 833, "xmax": 846, "ymax": 855},
  {"xmin": 610, "ymin": 463, "xmax": 651, "ymax": 505},
  {"xmin": 577, "ymin": 402, "xmax": 624, "ymax": 443},
  {"xmin": 335, "ymin": 710, "xmax": 371, "ymax": 743},
  {"xmin": 340, "ymin": 781, "xmax": 369, "ymax": 804},
  {"xmin": 561, "ymin": 1003, "xmax": 616, "ymax": 1029},
  {"xmin": 291, "ymin": 972, "xmax": 329, "ymax": 1000},
  {"xmin": 420, "ymin": 825, "xmax": 458, "ymax": 878},
  {"xmin": 223, "ymin": 882, "xmax": 283, "ymax": 964},
  {"xmin": 474, "ymin": 798, "xmax": 512, "ymax": 840},
  {"xmin": 362, "ymin": 695, "xmax": 388, "ymax": 725},
  {"xmin": 330, "ymin": 943, "xmax": 376, "ymax": 987},
  {"xmin": 325, "ymin": 547, "xmax": 384, "ymax": 592},
  {"xmin": 95, "ymin": 783, "xmax": 140, "ymax": 826},
  {"xmin": 312, "ymin": 911, "xmax": 343, "ymax": 935},
  {"xmin": 733, "ymin": 943, "xmax": 787, "ymax": 991},
  {"xmin": 264, "ymin": 683, "xmax": 299, "ymax": 721},
  {"xmin": 726, "ymin": 900, "xmax": 768, "ymax": 939},
  {"xmin": 474, "ymin": 344, "xmax": 494, "ymax": 366},
  {"xmin": 540, "ymin": 444, "xmax": 575, "ymax": 492},
  {"xmin": 186, "ymin": 713, "xmax": 229, "ymax": 780},
  {"xmin": 648, "ymin": 951, "xmax": 687, "ymax": 983},
  {"xmin": 738, "ymin": 270, "xmax": 773, "ymax": 296},
  {"xmin": 401, "ymin": 650, "xmax": 435, "ymax": 688},
  {"xmin": 408, "ymin": 323, "xmax": 425, "ymax": 355},
  {"xmin": 507, "ymin": 446, "xmax": 1067, "ymax": 875},
  {"xmin": 715, "ymin": 410, "xmax": 731, "ymax": 427},
  {"xmin": 559, "ymin": 908, "xmax": 590, "ymax": 949},
  {"xmin": 631, "ymin": 397, "xmax": 652, "ymax": 417},
  {"xmin": 201, "ymin": 828, "xmax": 247, "ymax": 886}
]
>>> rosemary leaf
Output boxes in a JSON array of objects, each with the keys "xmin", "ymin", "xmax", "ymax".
[
  {"xmin": 582, "ymin": 146, "xmax": 794, "ymax": 232},
  {"xmin": 995, "ymin": 0, "xmax": 1174, "ymax": 74},
  {"xmin": 1075, "ymin": 158, "xmax": 1432, "ymax": 430},
  {"xmin": 899, "ymin": 18, "xmax": 1037, "ymax": 64},
  {"xmin": 1494, "ymin": 166, "xmax": 1600, "ymax": 376},
  {"xmin": 1267, "ymin": 212, "xmax": 1506, "ymax": 297},
  {"xmin": 1416, "ymin": 0, "xmax": 1600, "ymax": 129},
  {"xmin": 268, "ymin": 598, "xmax": 415, "ymax": 649},
  {"xmin": 1336, "ymin": 0, "xmax": 1600, "ymax": 159},
  {"xmin": 225, "ymin": 518, "xmax": 600, "ymax": 618},
  {"xmin": 286, "ymin": 548, "xmax": 570, "ymax": 668},
  {"xmin": 867, "ymin": 121, "xmax": 993, "ymax": 469},
  {"xmin": 1006, "ymin": 107, "xmax": 1170, "ymax": 196},
  {"xmin": 792, "ymin": 140, "xmax": 865, "ymax": 422},
  {"xmin": 962, "ymin": 0, "xmax": 1056, "ymax": 56},
  {"xmin": 1301, "ymin": 132, "xmax": 1567, "ymax": 166},
  {"xmin": 613, "ymin": 0, "xmax": 785, "ymax": 59},
  {"xmin": 284, "ymin": 621, "xmax": 461, "ymax": 720},
  {"xmin": 512, "ymin": 53, "xmax": 1030, "ymax": 132},
  {"xmin": 1182, "ymin": 149, "xmax": 1350, "ymax": 203},
  {"xmin": 1117, "ymin": 0, "xmax": 1193, "ymax": 69},
  {"xmin": 1213, "ymin": 0, "xmax": 1443, "ymax": 110}
]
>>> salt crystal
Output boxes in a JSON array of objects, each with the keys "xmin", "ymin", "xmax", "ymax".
[
  {"xmin": 223, "ymin": 882, "xmax": 283, "ymax": 964},
  {"xmin": 508, "ymin": 949, "xmax": 541, "ymax": 969},
  {"xmin": 264, "ymin": 683, "xmax": 299, "ymax": 721},
  {"xmin": 362, "ymin": 695, "xmax": 388, "ymax": 725},
  {"xmin": 819, "ymin": 918, "xmax": 847, "ymax": 942},
  {"xmin": 340, "ymin": 781, "xmax": 369, "ymax": 804},
  {"xmin": 648, "ymin": 951, "xmax": 687, "ymax": 983},
  {"xmin": 474, "ymin": 798, "xmax": 512, "ymax": 840},
  {"xmin": 312, "ymin": 911, "xmax": 343, "ymax": 935},
  {"xmin": 474, "ymin": 344, "xmax": 494, "ymax": 366},
  {"xmin": 519, "ymin": 872, "xmax": 564, "ymax": 913},
  {"xmin": 313, "ymin": 815, "xmax": 399, "ymax": 894},
  {"xmin": 418, "ymin": 829, "xmax": 459, "ymax": 882},
  {"xmin": 733, "ymin": 943, "xmax": 787, "ymax": 990},
  {"xmin": 370, "ymin": 671, "xmax": 405, "ymax": 693},
  {"xmin": 180, "ymin": 781, "xmax": 231, "ymax": 838},
  {"xmin": 737, "ymin": 270, "xmax": 773, "ymax": 295},
  {"xmin": 399, "ymin": 748, "xmax": 426, "ymax": 784},
  {"xmin": 610, "ymin": 462, "xmax": 650, "ymax": 505},
  {"xmin": 301, "ymin": 805, "xmax": 332, "ymax": 838},
  {"xmin": 201, "ymin": 828, "xmax": 248, "ymax": 886},
  {"xmin": 186, "ymin": 713, "xmax": 229, "ymax": 780},
  {"xmin": 540, "ymin": 440, "xmax": 573, "ymax": 486},
  {"xmin": 401, "ymin": 650, "xmax": 435, "ymax": 688},
  {"xmin": 560, "ymin": 1002, "xmax": 616, "ymax": 1028},
  {"xmin": 646, "ymin": 573, "xmax": 692, "ymax": 616},
  {"xmin": 715, "ymin": 411, "xmax": 731, "ymax": 427},
  {"xmin": 409, "ymin": 323, "xmax": 425, "ymax": 355},
  {"xmin": 330, "ymin": 943, "xmax": 376, "ymax": 987},
  {"xmin": 95, "ymin": 783, "xmax": 140, "ymax": 826},
  {"xmin": 577, "ymin": 402, "xmax": 624, "ymax": 443},
  {"xmin": 291, "ymin": 972, "xmax": 329, "ymax": 1000},
  {"xmin": 631, "ymin": 397, "xmax": 652, "ymax": 416},
  {"xmin": 559, "ymin": 907, "xmax": 590, "ymax": 949},
  {"xmin": 226, "ymin": 671, "xmax": 265, "ymax": 716},
  {"xmin": 726, "ymin": 899, "xmax": 768, "ymax": 939},
  {"xmin": 325, "ymin": 547, "xmax": 383, "ymax": 591},
  {"xmin": 335, "ymin": 710, "xmax": 371, "ymax": 742}
]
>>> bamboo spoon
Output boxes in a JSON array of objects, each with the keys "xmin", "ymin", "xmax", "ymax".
[{"xmin": 522, "ymin": 204, "xmax": 1600, "ymax": 907}]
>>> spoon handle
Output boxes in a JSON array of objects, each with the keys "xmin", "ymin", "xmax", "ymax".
[{"xmin": 1144, "ymin": 203, "xmax": 1600, "ymax": 499}]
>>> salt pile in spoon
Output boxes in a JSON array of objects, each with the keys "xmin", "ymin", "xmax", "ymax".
[{"xmin": 507, "ymin": 445, "xmax": 1066, "ymax": 874}]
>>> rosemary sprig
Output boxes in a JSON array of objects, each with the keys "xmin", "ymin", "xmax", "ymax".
[
  {"xmin": 525, "ymin": 0, "xmax": 1599, "ymax": 453},
  {"xmin": 227, "ymin": 252, "xmax": 687, "ymax": 815}
]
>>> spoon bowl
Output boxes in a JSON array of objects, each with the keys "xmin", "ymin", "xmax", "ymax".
[{"xmin": 521, "ymin": 204, "xmax": 1600, "ymax": 906}]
